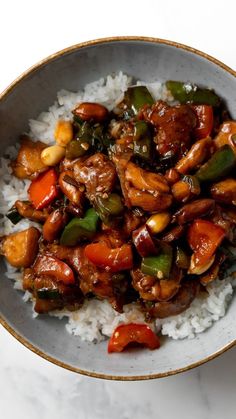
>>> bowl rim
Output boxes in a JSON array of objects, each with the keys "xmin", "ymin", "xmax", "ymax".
[{"xmin": 0, "ymin": 36, "xmax": 236, "ymax": 381}]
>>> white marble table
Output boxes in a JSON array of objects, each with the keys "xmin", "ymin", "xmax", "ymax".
[
  {"xmin": 1, "ymin": 1, "xmax": 236, "ymax": 418},
  {"xmin": 1, "ymin": 325, "xmax": 236, "ymax": 419}
]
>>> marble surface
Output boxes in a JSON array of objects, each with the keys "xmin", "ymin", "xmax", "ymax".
[{"xmin": 1, "ymin": 1, "xmax": 236, "ymax": 418}]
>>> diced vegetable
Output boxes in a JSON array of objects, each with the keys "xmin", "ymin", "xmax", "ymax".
[
  {"xmin": 65, "ymin": 139, "xmax": 90, "ymax": 159},
  {"xmin": 60, "ymin": 208, "xmax": 99, "ymax": 246},
  {"xmin": 0, "ymin": 227, "xmax": 40, "ymax": 268},
  {"xmin": 95, "ymin": 193, "xmax": 124, "ymax": 225},
  {"xmin": 141, "ymin": 245, "xmax": 173, "ymax": 279},
  {"xmin": 133, "ymin": 121, "xmax": 152, "ymax": 161},
  {"xmin": 121, "ymin": 86, "xmax": 154, "ymax": 115},
  {"xmin": 195, "ymin": 145, "xmax": 236, "ymax": 182},
  {"xmin": 188, "ymin": 219, "xmax": 225, "ymax": 271},
  {"xmin": 33, "ymin": 255, "xmax": 75, "ymax": 285},
  {"xmin": 36, "ymin": 288, "xmax": 61, "ymax": 300},
  {"xmin": 6, "ymin": 206, "xmax": 22, "ymax": 225},
  {"xmin": 166, "ymin": 81, "xmax": 220, "ymax": 106},
  {"xmin": 84, "ymin": 242, "xmax": 133, "ymax": 272},
  {"xmin": 146, "ymin": 212, "xmax": 171, "ymax": 234},
  {"xmin": 108, "ymin": 323, "xmax": 160, "ymax": 353},
  {"xmin": 28, "ymin": 169, "xmax": 58, "ymax": 210},
  {"xmin": 132, "ymin": 225, "xmax": 158, "ymax": 257},
  {"xmin": 192, "ymin": 105, "xmax": 213, "ymax": 139}
]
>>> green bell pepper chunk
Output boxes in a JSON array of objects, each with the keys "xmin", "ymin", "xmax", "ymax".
[
  {"xmin": 196, "ymin": 145, "xmax": 236, "ymax": 182},
  {"xmin": 6, "ymin": 206, "xmax": 22, "ymax": 225},
  {"xmin": 141, "ymin": 245, "xmax": 173, "ymax": 279},
  {"xmin": 95, "ymin": 193, "xmax": 124, "ymax": 225},
  {"xmin": 66, "ymin": 138, "xmax": 89, "ymax": 159},
  {"xmin": 133, "ymin": 121, "xmax": 152, "ymax": 161},
  {"xmin": 166, "ymin": 81, "xmax": 220, "ymax": 106},
  {"xmin": 60, "ymin": 208, "xmax": 99, "ymax": 246},
  {"xmin": 37, "ymin": 288, "xmax": 61, "ymax": 300},
  {"xmin": 123, "ymin": 86, "xmax": 154, "ymax": 115}
]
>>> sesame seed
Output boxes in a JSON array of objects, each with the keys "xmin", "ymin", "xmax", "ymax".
[
  {"xmin": 142, "ymin": 145, "xmax": 147, "ymax": 152},
  {"xmin": 102, "ymin": 193, "xmax": 109, "ymax": 199},
  {"xmin": 156, "ymin": 270, "xmax": 164, "ymax": 279},
  {"xmin": 81, "ymin": 142, "xmax": 90, "ymax": 150}
]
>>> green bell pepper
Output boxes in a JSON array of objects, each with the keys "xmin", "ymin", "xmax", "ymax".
[
  {"xmin": 60, "ymin": 208, "xmax": 99, "ymax": 246},
  {"xmin": 166, "ymin": 81, "xmax": 220, "ymax": 106},
  {"xmin": 133, "ymin": 121, "xmax": 153, "ymax": 161},
  {"xmin": 36, "ymin": 288, "xmax": 61, "ymax": 300},
  {"xmin": 122, "ymin": 86, "xmax": 154, "ymax": 115},
  {"xmin": 95, "ymin": 193, "xmax": 124, "ymax": 226},
  {"xmin": 6, "ymin": 206, "xmax": 22, "ymax": 225},
  {"xmin": 196, "ymin": 145, "xmax": 236, "ymax": 182},
  {"xmin": 141, "ymin": 245, "xmax": 173, "ymax": 279}
]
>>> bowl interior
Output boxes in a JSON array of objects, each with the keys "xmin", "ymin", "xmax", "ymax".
[{"xmin": 0, "ymin": 39, "xmax": 236, "ymax": 379}]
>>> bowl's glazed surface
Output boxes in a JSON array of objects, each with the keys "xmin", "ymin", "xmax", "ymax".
[{"xmin": 0, "ymin": 37, "xmax": 236, "ymax": 380}]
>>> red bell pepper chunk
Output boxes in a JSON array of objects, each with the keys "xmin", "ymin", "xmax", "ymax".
[
  {"xmin": 192, "ymin": 105, "xmax": 213, "ymax": 139},
  {"xmin": 33, "ymin": 255, "xmax": 75, "ymax": 285},
  {"xmin": 28, "ymin": 169, "xmax": 58, "ymax": 210},
  {"xmin": 108, "ymin": 323, "xmax": 160, "ymax": 353},
  {"xmin": 188, "ymin": 219, "xmax": 225, "ymax": 268},
  {"xmin": 84, "ymin": 242, "xmax": 133, "ymax": 272}
]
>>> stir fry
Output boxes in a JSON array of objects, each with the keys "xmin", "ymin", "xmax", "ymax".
[{"xmin": 1, "ymin": 80, "xmax": 236, "ymax": 351}]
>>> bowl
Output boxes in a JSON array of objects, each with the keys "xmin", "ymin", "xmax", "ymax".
[{"xmin": 0, "ymin": 37, "xmax": 236, "ymax": 380}]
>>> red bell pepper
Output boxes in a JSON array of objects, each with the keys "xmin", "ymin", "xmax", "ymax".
[
  {"xmin": 192, "ymin": 105, "xmax": 213, "ymax": 139},
  {"xmin": 28, "ymin": 169, "xmax": 58, "ymax": 210},
  {"xmin": 84, "ymin": 242, "xmax": 133, "ymax": 272},
  {"xmin": 33, "ymin": 255, "xmax": 75, "ymax": 285},
  {"xmin": 108, "ymin": 323, "xmax": 160, "ymax": 353},
  {"xmin": 188, "ymin": 219, "xmax": 225, "ymax": 269}
]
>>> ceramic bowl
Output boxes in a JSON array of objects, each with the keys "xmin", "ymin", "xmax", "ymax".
[{"xmin": 0, "ymin": 37, "xmax": 236, "ymax": 380}]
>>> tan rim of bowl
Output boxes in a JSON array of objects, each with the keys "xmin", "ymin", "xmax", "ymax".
[{"xmin": 0, "ymin": 36, "xmax": 236, "ymax": 381}]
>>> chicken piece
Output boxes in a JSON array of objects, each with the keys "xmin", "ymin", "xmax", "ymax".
[
  {"xmin": 175, "ymin": 137, "xmax": 213, "ymax": 174},
  {"xmin": 41, "ymin": 244, "xmax": 115, "ymax": 301},
  {"xmin": 0, "ymin": 227, "xmax": 40, "ymax": 268},
  {"xmin": 11, "ymin": 136, "xmax": 48, "ymax": 179},
  {"xmin": 141, "ymin": 100, "xmax": 196, "ymax": 158},
  {"xmin": 131, "ymin": 268, "xmax": 182, "ymax": 302},
  {"xmin": 147, "ymin": 279, "xmax": 199, "ymax": 318},
  {"xmin": 124, "ymin": 162, "xmax": 172, "ymax": 212},
  {"xmin": 128, "ymin": 188, "xmax": 173, "ymax": 212},
  {"xmin": 15, "ymin": 200, "xmax": 49, "ymax": 223},
  {"xmin": 73, "ymin": 153, "xmax": 116, "ymax": 201},
  {"xmin": 23, "ymin": 268, "xmax": 83, "ymax": 313},
  {"xmin": 211, "ymin": 178, "xmax": 236, "ymax": 206},
  {"xmin": 125, "ymin": 162, "xmax": 170, "ymax": 193}
]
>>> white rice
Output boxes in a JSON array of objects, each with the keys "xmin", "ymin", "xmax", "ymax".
[{"xmin": 0, "ymin": 71, "xmax": 235, "ymax": 342}]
